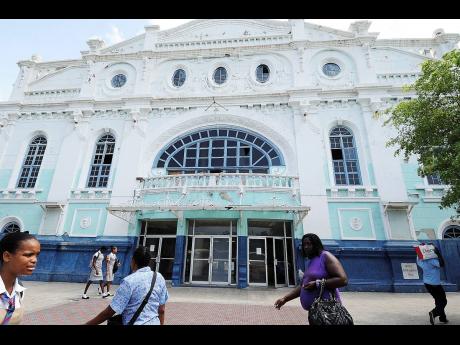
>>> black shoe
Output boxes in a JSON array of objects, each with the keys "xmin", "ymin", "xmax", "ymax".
[
  {"xmin": 429, "ymin": 311, "xmax": 435, "ymax": 325},
  {"xmin": 439, "ymin": 319, "xmax": 449, "ymax": 324}
]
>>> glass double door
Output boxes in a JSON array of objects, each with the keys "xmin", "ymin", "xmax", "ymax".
[
  {"xmin": 191, "ymin": 236, "xmax": 231, "ymax": 284},
  {"xmin": 143, "ymin": 236, "xmax": 176, "ymax": 280},
  {"xmin": 248, "ymin": 237, "xmax": 288, "ymax": 287}
]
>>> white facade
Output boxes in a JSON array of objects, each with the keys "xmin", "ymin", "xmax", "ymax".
[{"xmin": 1, "ymin": 20, "xmax": 459, "ymax": 290}]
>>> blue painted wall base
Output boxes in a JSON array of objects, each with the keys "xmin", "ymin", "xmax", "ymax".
[
  {"xmin": 21, "ymin": 235, "xmax": 137, "ymax": 285},
  {"xmin": 21, "ymin": 236, "xmax": 459, "ymax": 293}
]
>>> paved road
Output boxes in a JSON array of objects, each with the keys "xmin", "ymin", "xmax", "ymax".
[{"xmin": 20, "ymin": 281, "xmax": 460, "ymax": 325}]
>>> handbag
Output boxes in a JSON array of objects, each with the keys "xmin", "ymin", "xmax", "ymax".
[
  {"xmin": 112, "ymin": 259, "xmax": 121, "ymax": 274},
  {"xmin": 107, "ymin": 270, "xmax": 157, "ymax": 326},
  {"xmin": 308, "ymin": 278, "xmax": 354, "ymax": 326}
]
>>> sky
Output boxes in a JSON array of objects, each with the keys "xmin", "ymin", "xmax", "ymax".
[{"xmin": 0, "ymin": 19, "xmax": 459, "ymax": 101}]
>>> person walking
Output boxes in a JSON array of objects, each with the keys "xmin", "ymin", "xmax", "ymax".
[
  {"xmin": 82, "ymin": 246, "xmax": 107, "ymax": 299},
  {"xmin": 102, "ymin": 246, "xmax": 120, "ymax": 297},
  {"xmin": 0, "ymin": 231, "xmax": 41, "ymax": 325},
  {"xmin": 274, "ymin": 233, "xmax": 349, "ymax": 324},
  {"xmin": 416, "ymin": 245, "xmax": 449, "ymax": 325},
  {"xmin": 85, "ymin": 246, "xmax": 168, "ymax": 325}
]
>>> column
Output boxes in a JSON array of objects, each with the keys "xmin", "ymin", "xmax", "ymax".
[
  {"xmin": 172, "ymin": 212, "xmax": 186, "ymax": 286},
  {"xmin": 237, "ymin": 211, "xmax": 248, "ymax": 288}
]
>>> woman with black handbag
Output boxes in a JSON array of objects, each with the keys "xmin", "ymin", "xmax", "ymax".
[
  {"xmin": 274, "ymin": 233, "xmax": 353, "ymax": 325},
  {"xmin": 85, "ymin": 246, "xmax": 169, "ymax": 325}
]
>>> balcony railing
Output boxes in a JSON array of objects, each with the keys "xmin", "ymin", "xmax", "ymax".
[{"xmin": 139, "ymin": 173, "xmax": 299, "ymax": 192}]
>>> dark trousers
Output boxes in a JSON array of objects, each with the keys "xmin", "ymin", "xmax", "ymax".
[{"xmin": 424, "ymin": 283, "xmax": 447, "ymax": 321}]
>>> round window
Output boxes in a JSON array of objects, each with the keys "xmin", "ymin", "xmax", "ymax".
[
  {"xmin": 256, "ymin": 64, "xmax": 270, "ymax": 83},
  {"xmin": 443, "ymin": 225, "xmax": 460, "ymax": 239},
  {"xmin": 111, "ymin": 74, "xmax": 127, "ymax": 88},
  {"xmin": 172, "ymin": 69, "xmax": 186, "ymax": 87},
  {"xmin": 213, "ymin": 67, "xmax": 227, "ymax": 85},
  {"xmin": 322, "ymin": 63, "xmax": 341, "ymax": 77},
  {"xmin": 1, "ymin": 222, "xmax": 20, "ymax": 234}
]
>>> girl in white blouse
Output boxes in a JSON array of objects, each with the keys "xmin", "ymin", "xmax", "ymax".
[{"xmin": 0, "ymin": 231, "xmax": 41, "ymax": 325}]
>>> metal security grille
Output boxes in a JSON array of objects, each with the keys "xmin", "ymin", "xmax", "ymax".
[
  {"xmin": 156, "ymin": 128, "xmax": 282, "ymax": 174},
  {"xmin": 86, "ymin": 134, "xmax": 115, "ymax": 188},
  {"xmin": 443, "ymin": 225, "xmax": 460, "ymax": 239},
  {"xmin": 1, "ymin": 222, "xmax": 20, "ymax": 234},
  {"xmin": 329, "ymin": 126, "xmax": 362, "ymax": 185},
  {"xmin": 17, "ymin": 136, "xmax": 47, "ymax": 188}
]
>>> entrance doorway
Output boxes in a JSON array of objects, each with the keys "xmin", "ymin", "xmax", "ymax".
[
  {"xmin": 138, "ymin": 221, "xmax": 177, "ymax": 280},
  {"xmin": 184, "ymin": 220, "xmax": 237, "ymax": 285},
  {"xmin": 247, "ymin": 221, "xmax": 296, "ymax": 287}
]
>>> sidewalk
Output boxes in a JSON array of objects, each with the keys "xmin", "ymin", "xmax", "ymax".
[{"xmin": 21, "ymin": 281, "xmax": 460, "ymax": 325}]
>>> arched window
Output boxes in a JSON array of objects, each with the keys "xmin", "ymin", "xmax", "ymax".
[
  {"xmin": 155, "ymin": 128, "xmax": 283, "ymax": 174},
  {"xmin": 17, "ymin": 136, "xmax": 47, "ymax": 188},
  {"xmin": 443, "ymin": 225, "xmax": 460, "ymax": 239},
  {"xmin": 86, "ymin": 134, "xmax": 115, "ymax": 188},
  {"xmin": 1, "ymin": 222, "xmax": 21, "ymax": 234},
  {"xmin": 329, "ymin": 126, "xmax": 362, "ymax": 185},
  {"xmin": 427, "ymin": 173, "xmax": 442, "ymax": 185}
]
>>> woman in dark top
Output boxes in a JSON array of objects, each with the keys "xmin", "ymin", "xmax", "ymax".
[{"xmin": 274, "ymin": 233, "xmax": 348, "ymax": 317}]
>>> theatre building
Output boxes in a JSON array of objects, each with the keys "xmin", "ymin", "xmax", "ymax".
[{"xmin": 1, "ymin": 19, "xmax": 459, "ymax": 291}]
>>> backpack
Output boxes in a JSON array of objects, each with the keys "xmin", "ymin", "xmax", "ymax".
[{"xmin": 112, "ymin": 259, "xmax": 120, "ymax": 274}]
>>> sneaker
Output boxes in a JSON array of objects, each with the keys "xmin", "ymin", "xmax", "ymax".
[
  {"xmin": 439, "ymin": 319, "xmax": 449, "ymax": 324},
  {"xmin": 98, "ymin": 287, "xmax": 102, "ymax": 295},
  {"xmin": 106, "ymin": 292, "xmax": 113, "ymax": 296},
  {"xmin": 102, "ymin": 292, "xmax": 109, "ymax": 298},
  {"xmin": 429, "ymin": 311, "xmax": 435, "ymax": 325},
  {"xmin": 82, "ymin": 294, "xmax": 89, "ymax": 299}
]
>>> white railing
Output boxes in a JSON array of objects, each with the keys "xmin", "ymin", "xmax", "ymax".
[
  {"xmin": 327, "ymin": 186, "xmax": 378, "ymax": 198},
  {"xmin": 70, "ymin": 189, "xmax": 112, "ymax": 200},
  {"xmin": 0, "ymin": 189, "xmax": 43, "ymax": 200},
  {"xmin": 140, "ymin": 174, "xmax": 299, "ymax": 191}
]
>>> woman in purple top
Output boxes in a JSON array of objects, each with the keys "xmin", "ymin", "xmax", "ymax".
[{"xmin": 274, "ymin": 233, "xmax": 348, "ymax": 319}]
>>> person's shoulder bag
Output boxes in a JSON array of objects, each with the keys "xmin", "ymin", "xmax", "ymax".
[
  {"xmin": 107, "ymin": 270, "xmax": 157, "ymax": 326},
  {"xmin": 112, "ymin": 258, "xmax": 121, "ymax": 274},
  {"xmin": 308, "ymin": 278, "xmax": 354, "ymax": 326}
]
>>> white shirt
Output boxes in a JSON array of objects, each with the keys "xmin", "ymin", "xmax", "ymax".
[
  {"xmin": 107, "ymin": 252, "xmax": 117, "ymax": 267},
  {"xmin": 0, "ymin": 275, "xmax": 26, "ymax": 309},
  {"xmin": 92, "ymin": 250, "xmax": 104, "ymax": 270}
]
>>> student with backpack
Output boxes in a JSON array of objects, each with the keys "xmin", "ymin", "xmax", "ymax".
[
  {"xmin": 82, "ymin": 246, "xmax": 107, "ymax": 299},
  {"xmin": 0, "ymin": 231, "xmax": 41, "ymax": 325},
  {"xmin": 102, "ymin": 246, "xmax": 120, "ymax": 298},
  {"xmin": 416, "ymin": 244, "xmax": 449, "ymax": 325}
]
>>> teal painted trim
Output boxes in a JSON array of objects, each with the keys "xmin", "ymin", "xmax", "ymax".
[
  {"xmin": 36, "ymin": 169, "xmax": 55, "ymax": 200},
  {"xmin": 0, "ymin": 204, "xmax": 44, "ymax": 235},
  {"xmin": 328, "ymin": 202, "xmax": 386, "ymax": 240},
  {"xmin": 0, "ymin": 169, "xmax": 12, "ymax": 189},
  {"xmin": 411, "ymin": 200, "xmax": 458, "ymax": 238},
  {"xmin": 177, "ymin": 217, "xmax": 187, "ymax": 236},
  {"xmin": 183, "ymin": 210, "xmax": 240, "ymax": 219},
  {"xmin": 237, "ymin": 213, "xmax": 248, "ymax": 236},
  {"xmin": 367, "ymin": 163, "xmax": 376, "ymax": 185},
  {"xmin": 63, "ymin": 203, "xmax": 109, "ymax": 237},
  {"xmin": 401, "ymin": 162, "xmax": 424, "ymax": 191},
  {"xmin": 243, "ymin": 211, "xmax": 295, "ymax": 220},
  {"xmin": 138, "ymin": 211, "xmax": 177, "ymax": 219},
  {"xmin": 141, "ymin": 190, "xmax": 300, "ymax": 209},
  {"xmin": 294, "ymin": 219, "xmax": 304, "ymax": 240}
]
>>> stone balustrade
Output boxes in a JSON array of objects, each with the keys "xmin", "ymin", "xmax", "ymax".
[{"xmin": 140, "ymin": 173, "xmax": 299, "ymax": 193}]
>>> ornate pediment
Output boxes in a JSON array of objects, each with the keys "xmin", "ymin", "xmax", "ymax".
[
  {"xmin": 28, "ymin": 66, "xmax": 86, "ymax": 91},
  {"xmin": 158, "ymin": 19, "xmax": 355, "ymax": 43},
  {"xmin": 157, "ymin": 19, "xmax": 290, "ymax": 42}
]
